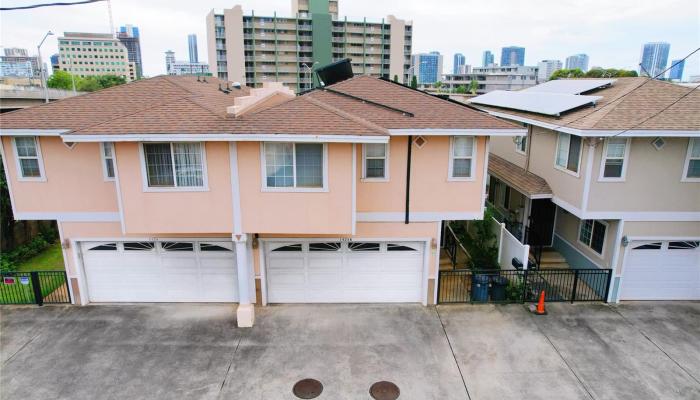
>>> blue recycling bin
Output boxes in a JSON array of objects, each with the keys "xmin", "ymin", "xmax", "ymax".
[{"xmin": 471, "ymin": 274, "xmax": 490, "ymax": 302}]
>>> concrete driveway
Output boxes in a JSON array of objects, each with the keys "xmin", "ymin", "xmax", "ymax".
[{"xmin": 1, "ymin": 302, "xmax": 699, "ymax": 400}]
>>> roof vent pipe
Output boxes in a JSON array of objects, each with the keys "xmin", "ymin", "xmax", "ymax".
[{"xmin": 232, "ymin": 82, "xmax": 242, "ymax": 89}]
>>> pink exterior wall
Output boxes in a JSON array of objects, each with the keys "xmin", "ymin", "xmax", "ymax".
[
  {"xmin": 116, "ymin": 142, "xmax": 234, "ymax": 235},
  {"xmin": 237, "ymin": 142, "xmax": 353, "ymax": 234},
  {"xmin": 357, "ymin": 136, "xmax": 486, "ymax": 213},
  {"xmin": 1, "ymin": 136, "xmax": 118, "ymax": 213}
]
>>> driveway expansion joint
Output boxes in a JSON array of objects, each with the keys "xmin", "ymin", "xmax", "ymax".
[{"xmin": 434, "ymin": 306, "xmax": 472, "ymax": 400}]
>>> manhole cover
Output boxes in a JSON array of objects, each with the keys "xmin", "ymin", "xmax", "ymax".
[
  {"xmin": 369, "ymin": 381, "xmax": 400, "ymax": 400},
  {"xmin": 292, "ymin": 378, "xmax": 323, "ymax": 399}
]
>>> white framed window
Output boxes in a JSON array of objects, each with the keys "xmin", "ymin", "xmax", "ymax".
[
  {"xmin": 362, "ymin": 143, "xmax": 389, "ymax": 181},
  {"xmin": 12, "ymin": 136, "xmax": 45, "ymax": 181},
  {"xmin": 515, "ymin": 135, "xmax": 527, "ymax": 155},
  {"xmin": 261, "ymin": 142, "xmax": 328, "ymax": 191},
  {"xmin": 578, "ymin": 219, "xmax": 607, "ymax": 256},
  {"xmin": 139, "ymin": 142, "xmax": 208, "ymax": 191},
  {"xmin": 682, "ymin": 138, "xmax": 700, "ymax": 182},
  {"xmin": 448, "ymin": 136, "xmax": 476, "ymax": 181},
  {"xmin": 554, "ymin": 132, "xmax": 582, "ymax": 175},
  {"xmin": 100, "ymin": 142, "xmax": 115, "ymax": 181},
  {"xmin": 598, "ymin": 138, "xmax": 630, "ymax": 181}
]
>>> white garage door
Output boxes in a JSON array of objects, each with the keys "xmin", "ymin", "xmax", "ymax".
[
  {"xmin": 620, "ymin": 240, "xmax": 700, "ymax": 300},
  {"xmin": 265, "ymin": 241, "xmax": 425, "ymax": 303},
  {"xmin": 81, "ymin": 240, "xmax": 238, "ymax": 303}
]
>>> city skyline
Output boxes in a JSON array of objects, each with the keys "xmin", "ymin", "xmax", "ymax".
[{"xmin": 0, "ymin": 0, "xmax": 697, "ymax": 79}]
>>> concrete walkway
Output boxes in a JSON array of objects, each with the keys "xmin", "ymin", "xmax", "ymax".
[{"xmin": 1, "ymin": 302, "xmax": 699, "ymax": 399}]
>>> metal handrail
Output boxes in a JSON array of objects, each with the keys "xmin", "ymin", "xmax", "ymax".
[{"xmin": 444, "ymin": 222, "xmax": 470, "ymax": 268}]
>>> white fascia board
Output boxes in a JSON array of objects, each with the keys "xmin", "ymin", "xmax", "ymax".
[
  {"xmin": 483, "ymin": 111, "xmax": 700, "ymax": 138},
  {"xmin": 61, "ymin": 133, "xmax": 390, "ymax": 144},
  {"xmin": 388, "ymin": 128, "xmax": 527, "ymax": 136},
  {"xmin": 357, "ymin": 211, "xmax": 483, "ymax": 222},
  {"xmin": 551, "ymin": 197, "xmax": 700, "ymax": 222},
  {"xmin": 0, "ymin": 129, "xmax": 68, "ymax": 136}
]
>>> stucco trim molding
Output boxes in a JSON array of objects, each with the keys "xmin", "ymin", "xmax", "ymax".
[
  {"xmin": 357, "ymin": 211, "xmax": 482, "ymax": 222},
  {"xmin": 13, "ymin": 211, "xmax": 122, "ymax": 222},
  {"xmin": 551, "ymin": 196, "xmax": 700, "ymax": 222}
]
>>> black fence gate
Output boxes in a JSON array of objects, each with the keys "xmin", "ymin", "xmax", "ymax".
[
  {"xmin": 1, "ymin": 271, "xmax": 71, "ymax": 305},
  {"xmin": 437, "ymin": 268, "xmax": 612, "ymax": 304}
]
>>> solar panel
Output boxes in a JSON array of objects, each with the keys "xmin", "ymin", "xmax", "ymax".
[
  {"xmin": 522, "ymin": 79, "xmax": 615, "ymax": 95},
  {"xmin": 469, "ymin": 90, "xmax": 602, "ymax": 116}
]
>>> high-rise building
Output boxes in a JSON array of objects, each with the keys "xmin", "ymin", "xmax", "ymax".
[
  {"xmin": 565, "ymin": 53, "xmax": 589, "ymax": 72},
  {"xmin": 206, "ymin": 0, "xmax": 412, "ymax": 91},
  {"xmin": 500, "ymin": 46, "xmax": 525, "ymax": 66},
  {"xmin": 117, "ymin": 25, "xmax": 143, "ymax": 79},
  {"xmin": 537, "ymin": 59, "xmax": 562, "ymax": 81},
  {"xmin": 482, "ymin": 50, "xmax": 494, "ymax": 67},
  {"xmin": 188, "ymin": 34, "xmax": 199, "ymax": 63},
  {"xmin": 0, "ymin": 48, "xmax": 41, "ymax": 78},
  {"xmin": 639, "ymin": 42, "xmax": 670, "ymax": 78},
  {"xmin": 668, "ymin": 59, "xmax": 684, "ymax": 81},
  {"xmin": 50, "ymin": 53, "xmax": 60, "ymax": 72},
  {"xmin": 411, "ymin": 51, "xmax": 443, "ymax": 84},
  {"xmin": 58, "ymin": 32, "xmax": 136, "ymax": 81},
  {"xmin": 453, "ymin": 53, "xmax": 465, "ymax": 74},
  {"xmin": 165, "ymin": 50, "xmax": 209, "ymax": 76}
]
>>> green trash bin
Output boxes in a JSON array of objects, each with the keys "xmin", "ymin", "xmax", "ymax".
[{"xmin": 490, "ymin": 276, "xmax": 509, "ymax": 302}]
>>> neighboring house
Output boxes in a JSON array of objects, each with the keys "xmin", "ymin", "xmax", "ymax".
[
  {"xmin": 0, "ymin": 75, "xmax": 523, "ymax": 326},
  {"xmin": 470, "ymin": 78, "xmax": 700, "ymax": 302}
]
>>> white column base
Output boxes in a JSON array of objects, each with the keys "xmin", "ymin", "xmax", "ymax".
[{"xmin": 236, "ymin": 303, "xmax": 255, "ymax": 328}]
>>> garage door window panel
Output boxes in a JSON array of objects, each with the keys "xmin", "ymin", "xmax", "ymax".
[
  {"xmin": 161, "ymin": 242, "xmax": 194, "ymax": 251},
  {"xmin": 272, "ymin": 244, "xmax": 303, "ymax": 252},
  {"xmin": 387, "ymin": 244, "xmax": 418, "ymax": 251},
  {"xmin": 632, "ymin": 242, "xmax": 662, "ymax": 250},
  {"xmin": 349, "ymin": 242, "xmax": 380, "ymax": 251},
  {"xmin": 200, "ymin": 243, "xmax": 233, "ymax": 252},
  {"xmin": 309, "ymin": 242, "xmax": 341, "ymax": 251},
  {"xmin": 668, "ymin": 241, "xmax": 699, "ymax": 250},
  {"xmin": 89, "ymin": 243, "xmax": 117, "ymax": 251},
  {"xmin": 123, "ymin": 242, "xmax": 155, "ymax": 251}
]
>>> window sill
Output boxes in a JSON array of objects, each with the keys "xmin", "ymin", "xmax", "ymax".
[
  {"xmin": 597, "ymin": 177, "xmax": 626, "ymax": 183},
  {"xmin": 681, "ymin": 177, "xmax": 700, "ymax": 183},
  {"xmin": 447, "ymin": 176, "xmax": 475, "ymax": 182},
  {"xmin": 261, "ymin": 186, "xmax": 328, "ymax": 193},
  {"xmin": 17, "ymin": 176, "xmax": 47, "ymax": 182},
  {"xmin": 361, "ymin": 177, "xmax": 389, "ymax": 183},
  {"xmin": 515, "ymin": 149, "xmax": 526, "ymax": 156},
  {"xmin": 553, "ymin": 165, "xmax": 580, "ymax": 178},
  {"xmin": 143, "ymin": 186, "xmax": 210, "ymax": 193}
]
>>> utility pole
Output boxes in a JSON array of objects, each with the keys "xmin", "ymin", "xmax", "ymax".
[{"xmin": 37, "ymin": 31, "xmax": 54, "ymax": 103}]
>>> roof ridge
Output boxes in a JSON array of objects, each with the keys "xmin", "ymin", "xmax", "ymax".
[{"xmin": 303, "ymin": 96, "xmax": 388, "ymax": 135}]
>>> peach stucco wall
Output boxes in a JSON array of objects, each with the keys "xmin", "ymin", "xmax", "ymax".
[
  {"xmin": 1, "ymin": 136, "xmax": 118, "ymax": 213},
  {"xmin": 116, "ymin": 141, "xmax": 234, "ymax": 235},
  {"xmin": 356, "ymin": 136, "xmax": 486, "ymax": 213},
  {"xmin": 237, "ymin": 142, "xmax": 353, "ymax": 234}
]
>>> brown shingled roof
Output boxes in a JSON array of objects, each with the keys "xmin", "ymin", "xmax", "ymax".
[
  {"xmin": 473, "ymin": 78, "xmax": 700, "ymax": 132},
  {"xmin": 488, "ymin": 154, "xmax": 552, "ymax": 198},
  {"xmin": 1, "ymin": 74, "xmax": 521, "ymax": 137},
  {"xmin": 0, "ymin": 75, "xmax": 248, "ymax": 133}
]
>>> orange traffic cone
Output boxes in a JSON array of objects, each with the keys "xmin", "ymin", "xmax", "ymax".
[{"xmin": 534, "ymin": 290, "xmax": 547, "ymax": 315}]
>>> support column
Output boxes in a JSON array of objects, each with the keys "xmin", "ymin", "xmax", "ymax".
[{"xmin": 233, "ymin": 233, "xmax": 254, "ymax": 327}]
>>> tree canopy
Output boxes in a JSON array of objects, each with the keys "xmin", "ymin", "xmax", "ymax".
[
  {"xmin": 47, "ymin": 70, "xmax": 127, "ymax": 92},
  {"xmin": 549, "ymin": 68, "xmax": 638, "ymax": 80},
  {"xmin": 410, "ymin": 75, "xmax": 418, "ymax": 89}
]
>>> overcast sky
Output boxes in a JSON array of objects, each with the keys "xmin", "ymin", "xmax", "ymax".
[{"xmin": 1, "ymin": 0, "xmax": 698, "ymax": 79}]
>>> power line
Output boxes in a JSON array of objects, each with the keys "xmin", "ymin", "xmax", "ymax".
[
  {"xmin": 0, "ymin": 0, "xmax": 106, "ymax": 11},
  {"xmin": 550, "ymin": 47, "xmax": 700, "ymax": 132}
]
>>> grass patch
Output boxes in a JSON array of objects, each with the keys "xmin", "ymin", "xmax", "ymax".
[{"xmin": 15, "ymin": 242, "xmax": 65, "ymax": 272}]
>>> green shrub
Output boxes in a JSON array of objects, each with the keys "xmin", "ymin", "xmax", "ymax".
[
  {"xmin": 465, "ymin": 207, "xmax": 500, "ymax": 270},
  {"xmin": 0, "ymin": 232, "xmax": 57, "ymax": 272}
]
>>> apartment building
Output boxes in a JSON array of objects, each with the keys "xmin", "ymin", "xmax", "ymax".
[
  {"xmin": 537, "ymin": 59, "xmax": 562, "ymax": 81},
  {"xmin": 0, "ymin": 48, "xmax": 41, "ymax": 78},
  {"xmin": 442, "ymin": 65, "xmax": 539, "ymax": 94},
  {"xmin": 0, "ymin": 73, "xmax": 522, "ymax": 326},
  {"xmin": 117, "ymin": 25, "xmax": 143, "ymax": 79},
  {"xmin": 57, "ymin": 32, "xmax": 136, "ymax": 81},
  {"xmin": 470, "ymin": 78, "xmax": 700, "ymax": 302},
  {"xmin": 205, "ymin": 0, "xmax": 412, "ymax": 91},
  {"xmin": 165, "ymin": 50, "xmax": 210, "ymax": 76}
]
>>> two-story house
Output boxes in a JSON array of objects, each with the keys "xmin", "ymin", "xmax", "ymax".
[
  {"xmin": 470, "ymin": 78, "xmax": 700, "ymax": 302},
  {"xmin": 0, "ymin": 74, "xmax": 523, "ymax": 326}
]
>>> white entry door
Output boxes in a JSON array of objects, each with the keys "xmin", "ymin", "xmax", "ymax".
[
  {"xmin": 81, "ymin": 240, "xmax": 238, "ymax": 303},
  {"xmin": 265, "ymin": 241, "xmax": 425, "ymax": 303},
  {"xmin": 620, "ymin": 240, "xmax": 700, "ymax": 300}
]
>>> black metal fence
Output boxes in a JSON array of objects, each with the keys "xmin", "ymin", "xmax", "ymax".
[
  {"xmin": 1, "ymin": 271, "xmax": 71, "ymax": 305},
  {"xmin": 437, "ymin": 268, "xmax": 612, "ymax": 304}
]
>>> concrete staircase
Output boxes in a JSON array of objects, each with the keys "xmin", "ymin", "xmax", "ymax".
[{"xmin": 534, "ymin": 248, "xmax": 570, "ymax": 269}]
